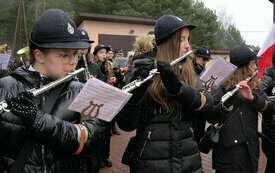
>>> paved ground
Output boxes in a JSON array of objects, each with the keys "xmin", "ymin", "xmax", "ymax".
[{"xmin": 100, "ymin": 126, "xmax": 267, "ymax": 173}]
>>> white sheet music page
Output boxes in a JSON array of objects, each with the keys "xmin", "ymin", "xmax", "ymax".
[
  {"xmin": 113, "ymin": 57, "xmax": 128, "ymax": 68},
  {"xmin": 0, "ymin": 54, "xmax": 11, "ymax": 70},
  {"xmin": 199, "ymin": 57, "xmax": 237, "ymax": 88},
  {"xmin": 68, "ymin": 78, "xmax": 132, "ymax": 122}
]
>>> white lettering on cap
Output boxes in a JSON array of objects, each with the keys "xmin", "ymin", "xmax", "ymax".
[
  {"xmin": 248, "ymin": 47, "xmax": 254, "ymax": 53},
  {"xmin": 67, "ymin": 23, "xmax": 74, "ymax": 35},
  {"xmin": 81, "ymin": 31, "xmax": 85, "ymax": 35},
  {"xmin": 175, "ymin": 16, "xmax": 183, "ymax": 22},
  {"xmin": 206, "ymin": 50, "xmax": 209, "ymax": 54}
]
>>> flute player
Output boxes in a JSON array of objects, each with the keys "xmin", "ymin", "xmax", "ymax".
[
  {"xmin": 0, "ymin": 9, "xmax": 105, "ymax": 173},
  {"xmin": 116, "ymin": 14, "xmax": 214, "ymax": 173},
  {"xmin": 210, "ymin": 44, "xmax": 274, "ymax": 173}
]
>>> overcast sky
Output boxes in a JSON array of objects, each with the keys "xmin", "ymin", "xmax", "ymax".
[{"xmin": 199, "ymin": 0, "xmax": 273, "ymax": 47}]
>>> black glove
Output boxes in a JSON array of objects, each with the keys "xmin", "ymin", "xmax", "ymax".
[
  {"xmin": 157, "ymin": 61, "xmax": 181, "ymax": 95},
  {"xmin": 134, "ymin": 66, "xmax": 151, "ymax": 79},
  {"xmin": 6, "ymin": 91, "xmax": 38, "ymax": 127}
]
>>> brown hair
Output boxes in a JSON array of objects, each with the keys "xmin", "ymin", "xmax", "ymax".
[
  {"xmin": 29, "ymin": 42, "xmax": 49, "ymax": 65},
  {"xmin": 148, "ymin": 28, "xmax": 197, "ymax": 119},
  {"xmin": 223, "ymin": 63, "xmax": 260, "ymax": 94}
]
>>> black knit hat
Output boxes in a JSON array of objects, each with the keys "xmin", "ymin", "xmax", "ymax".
[
  {"xmin": 93, "ymin": 44, "xmax": 110, "ymax": 55},
  {"xmin": 29, "ymin": 9, "xmax": 90, "ymax": 49},
  {"xmin": 230, "ymin": 44, "xmax": 262, "ymax": 67},
  {"xmin": 154, "ymin": 15, "xmax": 196, "ymax": 45},
  {"xmin": 78, "ymin": 28, "xmax": 95, "ymax": 44}
]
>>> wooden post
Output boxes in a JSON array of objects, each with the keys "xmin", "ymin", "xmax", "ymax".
[
  {"xmin": 43, "ymin": 0, "xmax": 46, "ymax": 12},
  {"xmin": 35, "ymin": 0, "xmax": 38, "ymax": 21}
]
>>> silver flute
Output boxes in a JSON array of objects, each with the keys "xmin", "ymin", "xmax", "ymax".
[
  {"xmin": 82, "ymin": 54, "xmax": 91, "ymax": 81},
  {"xmin": 0, "ymin": 68, "xmax": 85, "ymax": 114},
  {"xmin": 122, "ymin": 50, "xmax": 193, "ymax": 93},
  {"xmin": 220, "ymin": 70, "xmax": 258, "ymax": 104}
]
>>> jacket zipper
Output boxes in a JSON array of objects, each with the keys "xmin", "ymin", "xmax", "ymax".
[
  {"xmin": 41, "ymin": 95, "xmax": 47, "ymax": 173},
  {"xmin": 139, "ymin": 131, "xmax": 151, "ymax": 158},
  {"xmin": 40, "ymin": 78, "xmax": 47, "ymax": 173},
  {"xmin": 42, "ymin": 145, "xmax": 47, "ymax": 173},
  {"xmin": 189, "ymin": 127, "xmax": 194, "ymax": 136}
]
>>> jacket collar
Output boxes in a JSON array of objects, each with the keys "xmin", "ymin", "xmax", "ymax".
[{"xmin": 10, "ymin": 66, "xmax": 55, "ymax": 88}]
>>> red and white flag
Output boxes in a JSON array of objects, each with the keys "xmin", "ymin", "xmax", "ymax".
[{"xmin": 257, "ymin": 23, "xmax": 275, "ymax": 79}]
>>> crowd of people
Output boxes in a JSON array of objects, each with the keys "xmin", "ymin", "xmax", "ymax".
[{"xmin": 0, "ymin": 8, "xmax": 275, "ymax": 173}]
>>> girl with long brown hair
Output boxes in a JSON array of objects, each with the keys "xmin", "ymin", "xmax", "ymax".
[
  {"xmin": 210, "ymin": 44, "xmax": 273, "ymax": 173},
  {"xmin": 117, "ymin": 15, "xmax": 213, "ymax": 173}
]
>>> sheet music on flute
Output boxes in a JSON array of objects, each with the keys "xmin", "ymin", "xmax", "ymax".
[
  {"xmin": 113, "ymin": 57, "xmax": 128, "ymax": 68},
  {"xmin": 199, "ymin": 56, "xmax": 237, "ymax": 88},
  {"xmin": 68, "ymin": 78, "xmax": 132, "ymax": 122}
]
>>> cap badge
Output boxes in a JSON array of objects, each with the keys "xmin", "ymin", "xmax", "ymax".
[
  {"xmin": 81, "ymin": 31, "xmax": 85, "ymax": 36},
  {"xmin": 206, "ymin": 50, "xmax": 209, "ymax": 54},
  {"xmin": 67, "ymin": 23, "xmax": 74, "ymax": 35}
]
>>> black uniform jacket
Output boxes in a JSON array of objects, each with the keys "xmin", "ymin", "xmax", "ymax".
[
  {"xmin": 260, "ymin": 67, "xmax": 275, "ymax": 159},
  {"xmin": 0, "ymin": 67, "xmax": 105, "ymax": 173},
  {"xmin": 211, "ymin": 85, "xmax": 273, "ymax": 173},
  {"xmin": 117, "ymin": 80, "xmax": 213, "ymax": 173}
]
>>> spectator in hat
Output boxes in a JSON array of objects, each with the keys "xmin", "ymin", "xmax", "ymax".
[
  {"xmin": 92, "ymin": 44, "xmax": 116, "ymax": 168},
  {"xmin": 0, "ymin": 46, "xmax": 12, "ymax": 78},
  {"xmin": 210, "ymin": 44, "xmax": 274, "ymax": 173},
  {"xmin": 114, "ymin": 48, "xmax": 124, "ymax": 58},
  {"xmin": 191, "ymin": 45, "xmax": 213, "ymax": 151},
  {"xmin": 106, "ymin": 45, "xmax": 114, "ymax": 62},
  {"xmin": 0, "ymin": 9, "xmax": 105, "ymax": 173},
  {"xmin": 76, "ymin": 28, "xmax": 103, "ymax": 83},
  {"xmin": 193, "ymin": 45, "xmax": 212, "ymax": 75},
  {"xmin": 260, "ymin": 50, "xmax": 275, "ymax": 173},
  {"xmin": 116, "ymin": 14, "xmax": 214, "ymax": 173},
  {"xmin": 5, "ymin": 46, "xmax": 12, "ymax": 55},
  {"xmin": 75, "ymin": 28, "xmax": 104, "ymax": 173},
  {"xmin": 113, "ymin": 48, "xmax": 128, "ymax": 89},
  {"xmin": 92, "ymin": 44, "xmax": 116, "ymax": 85}
]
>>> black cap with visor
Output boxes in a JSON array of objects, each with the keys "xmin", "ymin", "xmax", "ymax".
[{"xmin": 29, "ymin": 9, "xmax": 90, "ymax": 49}]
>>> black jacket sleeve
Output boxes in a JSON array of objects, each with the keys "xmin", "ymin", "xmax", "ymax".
[
  {"xmin": 116, "ymin": 82, "xmax": 149, "ymax": 132},
  {"xmin": 171, "ymin": 81, "xmax": 213, "ymax": 112},
  {"xmin": 30, "ymin": 113, "xmax": 105, "ymax": 155}
]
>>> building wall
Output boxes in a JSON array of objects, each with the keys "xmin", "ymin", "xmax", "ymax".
[
  {"xmin": 79, "ymin": 20, "xmax": 154, "ymax": 51},
  {"xmin": 211, "ymin": 53, "xmax": 229, "ymax": 61}
]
